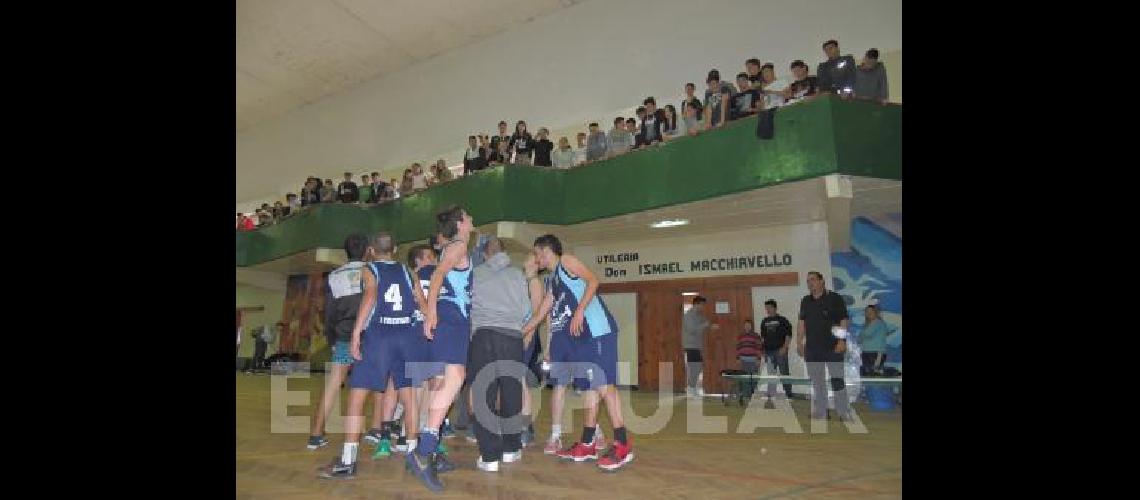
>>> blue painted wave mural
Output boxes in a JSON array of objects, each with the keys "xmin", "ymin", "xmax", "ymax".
[{"xmin": 831, "ymin": 214, "xmax": 902, "ymax": 371}]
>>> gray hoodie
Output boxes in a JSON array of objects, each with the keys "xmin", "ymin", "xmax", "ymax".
[
  {"xmin": 854, "ymin": 61, "xmax": 889, "ymax": 102},
  {"xmin": 471, "ymin": 252, "xmax": 531, "ymax": 334},
  {"xmin": 586, "ymin": 130, "xmax": 608, "ymax": 161}
]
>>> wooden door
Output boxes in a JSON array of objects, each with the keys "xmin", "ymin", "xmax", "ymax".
[
  {"xmin": 636, "ymin": 290, "xmax": 685, "ymax": 392},
  {"xmin": 701, "ymin": 286, "xmax": 753, "ymax": 395}
]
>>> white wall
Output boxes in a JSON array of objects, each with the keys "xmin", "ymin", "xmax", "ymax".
[
  {"xmin": 600, "ymin": 292, "xmax": 638, "ymax": 387},
  {"xmin": 236, "ymin": 0, "xmax": 902, "ymax": 211}
]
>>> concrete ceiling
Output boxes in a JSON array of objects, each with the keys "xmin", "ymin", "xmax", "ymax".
[{"xmin": 236, "ymin": 0, "xmax": 584, "ymax": 131}]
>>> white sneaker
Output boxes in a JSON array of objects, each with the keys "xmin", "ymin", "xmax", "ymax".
[
  {"xmin": 502, "ymin": 450, "xmax": 522, "ymax": 463},
  {"xmin": 697, "ymin": 388, "xmax": 705, "ymax": 397},
  {"xmin": 476, "ymin": 457, "xmax": 500, "ymax": 472}
]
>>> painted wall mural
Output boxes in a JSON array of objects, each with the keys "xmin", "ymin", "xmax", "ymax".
[
  {"xmin": 831, "ymin": 213, "xmax": 902, "ymax": 371},
  {"xmin": 280, "ymin": 272, "xmax": 330, "ymax": 362}
]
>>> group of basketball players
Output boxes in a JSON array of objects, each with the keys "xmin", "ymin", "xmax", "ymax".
[{"xmin": 307, "ymin": 205, "xmax": 633, "ymax": 493}]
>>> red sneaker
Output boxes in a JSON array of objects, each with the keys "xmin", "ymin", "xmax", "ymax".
[
  {"xmin": 597, "ymin": 439, "xmax": 634, "ymax": 471},
  {"xmin": 555, "ymin": 441, "xmax": 598, "ymax": 462}
]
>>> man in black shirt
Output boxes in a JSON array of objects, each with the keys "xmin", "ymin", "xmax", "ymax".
[
  {"xmin": 784, "ymin": 60, "xmax": 819, "ymax": 104},
  {"xmin": 759, "ymin": 299, "xmax": 795, "ymax": 401},
  {"xmin": 797, "ymin": 271, "xmax": 851, "ymax": 420},
  {"xmin": 463, "ymin": 135, "xmax": 488, "ymax": 175},
  {"xmin": 532, "ymin": 128, "xmax": 554, "ymax": 167},
  {"xmin": 640, "ymin": 97, "xmax": 666, "ymax": 145},
  {"xmin": 337, "ymin": 172, "xmax": 358, "ymax": 203},
  {"xmin": 816, "ymin": 39, "xmax": 857, "ymax": 96}
]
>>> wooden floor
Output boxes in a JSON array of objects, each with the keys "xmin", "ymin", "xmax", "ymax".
[{"xmin": 237, "ymin": 373, "xmax": 901, "ymax": 499}]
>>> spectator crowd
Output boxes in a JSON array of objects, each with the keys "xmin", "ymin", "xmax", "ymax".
[{"xmin": 238, "ymin": 40, "xmax": 890, "ymax": 231}]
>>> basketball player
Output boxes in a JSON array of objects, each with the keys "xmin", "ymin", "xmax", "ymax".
[
  {"xmin": 406, "ymin": 206, "xmax": 474, "ymax": 492},
  {"xmin": 307, "ymin": 233, "xmax": 368, "ymax": 450},
  {"xmin": 521, "ymin": 234, "xmax": 634, "ymax": 471},
  {"xmin": 318, "ymin": 232, "xmax": 428, "ymax": 479}
]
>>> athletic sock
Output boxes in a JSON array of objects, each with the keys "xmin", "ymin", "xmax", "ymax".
[
  {"xmin": 342, "ymin": 442, "xmax": 358, "ymax": 465},
  {"xmin": 417, "ymin": 428, "xmax": 439, "ymax": 457},
  {"xmin": 581, "ymin": 426, "xmax": 596, "ymax": 445},
  {"xmin": 614, "ymin": 427, "xmax": 628, "ymax": 446},
  {"xmin": 393, "ymin": 402, "xmax": 404, "ymax": 420},
  {"xmin": 551, "ymin": 424, "xmax": 562, "ymax": 437}
]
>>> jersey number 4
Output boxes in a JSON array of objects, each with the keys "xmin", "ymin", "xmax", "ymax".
[{"xmin": 383, "ymin": 283, "xmax": 403, "ymax": 311}]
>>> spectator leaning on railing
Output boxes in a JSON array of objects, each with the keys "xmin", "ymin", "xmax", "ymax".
[
  {"xmin": 586, "ymin": 122, "xmax": 607, "ymax": 162},
  {"xmin": 533, "ymin": 128, "xmax": 554, "ymax": 167},
  {"xmin": 574, "ymin": 132, "xmax": 588, "ymax": 165},
  {"xmin": 607, "ymin": 117, "xmax": 633, "ymax": 158},
  {"xmin": 816, "ymin": 39, "xmax": 857, "ymax": 96},
  {"xmin": 510, "ymin": 120, "xmax": 534, "ymax": 166},
  {"xmin": 854, "ymin": 48, "xmax": 889, "ymax": 104},
  {"xmin": 784, "ymin": 60, "xmax": 819, "ymax": 104},
  {"xmin": 358, "ymin": 174, "xmax": 373, "ymax": 205},
  {"xmin": 641, "ymin": 97, "xmax": 666, "ymax": 144},
  {"xmin": 552, "ymin": 136, "xmax": 575, "ymax": 168},
  {"xmin": 463, "ymin": 135, "xmax": 487, "ymax": 175},
  {"xmin": 490, "ymin": 121, "xmax": 511, "ymax": 160},
  {"xmin": 337, "ymin": 172, "xmax": 358, "ymax": 203},
  {"xmin": 731, "ymin": 72, "xmax": 761, "ymax": 120},
  {"xmin": 703, "ymin": 69, "xmax": 735, "ymax": 129}
]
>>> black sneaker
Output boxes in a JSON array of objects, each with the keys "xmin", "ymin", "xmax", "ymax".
[
  {"xmin": 395, "ymin": 435, "xmax": 409, "ymax": 452},
  {"xmin": 317, "ymin": 457, "xmax": 357, "ymax": 480},
  {"xmin": 307, "ymin": 435, "xmax": 329, "ymax": 450},
  {"xmin": 363, "ymin": 428, "xmax": 383, "ymax": 445},
  {"xmin": 433, "ymin": 452, "xmax": 456, "ymax": 473}
]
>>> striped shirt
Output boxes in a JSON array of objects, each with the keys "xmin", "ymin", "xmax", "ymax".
[{"xmin": 737, "ymin": 331, "xmax": 762, "ymax": 357}]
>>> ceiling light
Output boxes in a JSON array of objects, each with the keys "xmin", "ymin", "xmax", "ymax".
[
  {"xmin": 649, "ymin": 219, "xmax": 689, "ymax": 228},
  {"xmin": 681, "ymin": 292, "xmax": 698, "ymax": 296}
]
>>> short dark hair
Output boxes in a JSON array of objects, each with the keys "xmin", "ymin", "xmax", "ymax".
[
  {"xmin": 589, "ymin": 122, "xmax": 599, "ymax": 128},
  {"xmin": 498, "ymin": 120, "xmax": 507, "ymax": 126},
  {"xmin": 808, "ymin": 271, "xmax": 824, "ymax": 281},
  {"xmin": 344, "ymin": 172, "xmax": 352, "ymax": 176},
  {"xmin": 370, "ymin": 232, "xmax": 395, "ymax": 256},
  {"xmin": 706, "ymin": 69, "xmax": 720, "ymax": 82},
  {"xmin": 823, "ymin": 39, "xmax": 838, "ymax": 49},
  {"xmin": 736, "ymin": 72, "xmax": 749, "ymax": 80},
  {"xmin": 643, "ymin": 96, "xmax": 656, "ymax": 105},
  {"xmin": 761, "ymin": 63, "xmax": 774, "ymax": 71},
  {"xmin": 692, "ymin": 296, "xmax": 707, "ymax": 305},
  {"xmin": 407, "ymin": 244, "xmax": 433, "ymax": 268},
  {"xmin": 371, "ymin": 172, "xmax": 379, "ymax": 176},
  {"xmin": 790, "ymin": 60, "xmax": 808, "ymax": 70},
  {"xmin": 745, "ymin": 58, "xmax": 761, "ymax": 67},
  {"xmin": 468, "ymin": 135, "xmax": 476, "ymax": 140},
  {"xmin": 626, "ymin": 118, "xmax": 636, "ymax": 124},
  {"xmin": 614, "ymin": 117, "xmax": 624, "ymax": 124},
  {"xmin": 685, "ymin": 82, "xmax": 695, "ymax": 89},
  {"xmin": 636, "ymin": 106, "xmax": 646, "ymax": 114},
  {"xmin": 764, "ymin": 299, "xmax": 777, "ymax": 308},
  {"xmin": 866, "ymin": 48, "xmax": 880, "ymax": 59},
  {"xmin": 286, "ymin": 193, "xmax": 297, "ymax": 199},
  {"xmin": 344, "ymin": 233, "xmax": 369, "ymax": 260},
  {"xmin": 533, "ymin": 234, "xmax": 563, "ymax": 256},
  {"xmin": 436, "ymin": 205, "xmax": 467, "ymax": 238}
]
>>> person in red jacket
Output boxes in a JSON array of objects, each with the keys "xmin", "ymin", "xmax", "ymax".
[{"xmin": 237, "ymin": 213, "xmax": 255, "ymax": 231}]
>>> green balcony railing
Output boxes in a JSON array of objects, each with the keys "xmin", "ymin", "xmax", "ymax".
[{"xmin": 237, "ymin": 95, "xmax": 900, "ymax": 267}]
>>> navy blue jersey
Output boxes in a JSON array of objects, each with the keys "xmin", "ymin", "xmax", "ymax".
[
  {"xmin": 416, "ymin": 265, "xmax": 436, "ymax": 298},
  {"xmin": 364, "ymin": 260, "xmax": 420, "ymax": 328},
  {"xmin": 548, "ymin": 262, "xmax": 618, "ymax": 338}
]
